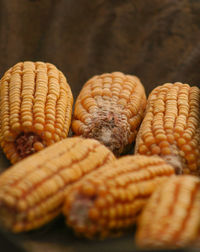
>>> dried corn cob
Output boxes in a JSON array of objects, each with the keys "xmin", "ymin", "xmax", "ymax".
[
  {"xmin": 72, "ymin": 72, "xmax": 146, "ymax": 156},
  {"xmin": 135, "ymin": 82, "xmax": 200, "ymax": 175},
  {"xmin": 0, "ymin": 137, "xmax": 115, "ymax": 232},
  {"xmin": 63, "ymin": 155, "xmax": 174, "ymax": 239},
  {"xmin": 136, "ymin": 175, "xmax": 200, "ymax": 249},
  {"xmin": 0, "ymin": 61, "xmax": 73, "ymax": 163}
]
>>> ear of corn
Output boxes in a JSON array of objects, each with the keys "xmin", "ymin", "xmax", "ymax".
[
  {"xmin": 136, "ymin": 175, "xmax": 200, "ymax": 248},
  {"xmin": 0, "ymin": 137, "xmax": 115, "ymax": 232},
  {"xmin": 0, "ymin": 61, "xmax": 73, "ymax": 163},
  {"xmin": 135, "ymin": 82, "xmax": 200, "ymax": 175},
  {"xmin": 72, "ymin": 72, "xmax": 146, "ymax": 156},
  {"xmin": 63, "ymin": 155, "xmax": 174, "ymax": 239}
]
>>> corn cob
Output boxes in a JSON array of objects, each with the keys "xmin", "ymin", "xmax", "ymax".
[
  {"xmin": 135, "ymin": 82, "xmax": 200, "ymax": 175},
  {"xmin": 136, "ymin": 175, "xmax": 200, "ymax": 249},
  {"xmin": 0, "ymin": 137, "xmax": 115, "ymax": 232},
  {"xmin": 0, "ymin": 61, "xmax": 73, "ymax": 164},
  {"xmin": 63, "ymin": 155, "xmax": 174, "ymax": 239},
  {"xmin": 72, "ymin": 72, "xmax": 146, "ymax": 156}
]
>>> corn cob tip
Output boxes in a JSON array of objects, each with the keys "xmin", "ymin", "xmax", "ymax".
[
  {"xmin": 63, "ymin": 185, "xmax": 100, "ymax": 238},
  {"xmin": 66, "ymin": 193, "xmax": 95, "ymax": 232},
  {"xmin": 64, "ymin": 184, "xmax": 123, "ymax": 239},
  {"xmin": 82, "ymin": 111, "xmax": 128, "ymax": 156},
  {"xmin": 15, "ymin": 132, "xmax": 45, "ymax": 159}
]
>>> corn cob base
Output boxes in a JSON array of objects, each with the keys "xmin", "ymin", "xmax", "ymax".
[
  {"xmin": 14, "ymin": 132, "xmax": 44, "ymax": 158},
  {"xmin": 65, "ymin": 191, "xmax": 141, "ymax": 239},
  {"xmin": 82, "ymin": 107, "xmax": 130, "ymax": 156}
]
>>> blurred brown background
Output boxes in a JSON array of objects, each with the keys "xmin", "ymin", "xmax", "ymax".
[{"xmin": 0, "ymin": 0, "xmax": 200, "ymax": 99}]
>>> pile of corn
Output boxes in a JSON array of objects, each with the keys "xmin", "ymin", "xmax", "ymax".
[{"xmin": 0, "ymin": 61, "xmax": 200, "ymax": 249}]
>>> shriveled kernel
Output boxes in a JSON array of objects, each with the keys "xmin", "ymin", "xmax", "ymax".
[
  {"xmin": 189, "ymin": 163, "xmax": 197, "ymax": 171},
  {"xmin": 44, "ymin": 131, "xmax": 52, "ymax": 139},
  {"xmin": 81, "ymin": 183, "xmax": 96, "ymax": 197},
  {"xmin": 138, "ymin": 145, "xmax": 148, "ymax": 154},
  {"xmin": 161, "ymin": 147, "xmax": 171, "ymax": 155},
  {"xmin": 144, "ymin": 136, "xmax": 155, "ymax": 146},
  {"xmin": 186, "ymin": 154, "xmax": 196, "ymax": 163},
  {"xmin": 22, "ymin": 121, "xmax": 32, "ymax": 128},
  {"xmin": 150, "ymin": 145, "xmax": 160, "ymax": 155},
  {"xmin": 155, "ymin": 134, "xmax": 167, "ymax": 141},
  {"xmin": 181, "ymin": 144, "xmax": 192, "ymax": 153},
  {"xmin": 159, "ymin": 141, "xmax": 169, "ymax": 148},
  {"xmin": 33, "ymin": 142, "xmax": 44, "ymax": 151},
  {"xmin": 167, "ymin": 134, "xmax": 174, "ymax": 144},
  {"xmin": 177, "ymin": 138, "xmax": 186, "ymax": 146}
]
